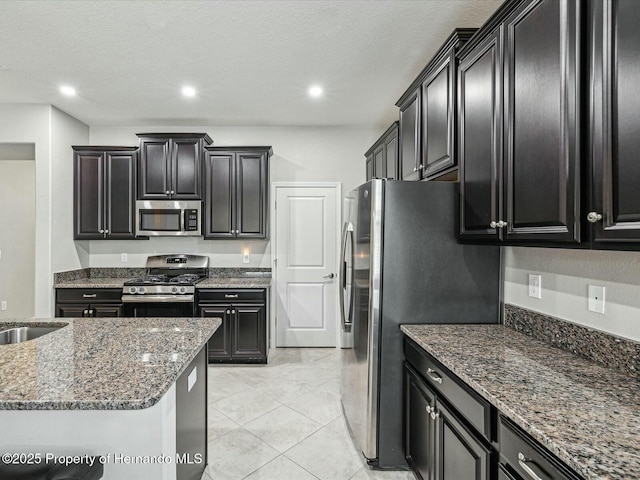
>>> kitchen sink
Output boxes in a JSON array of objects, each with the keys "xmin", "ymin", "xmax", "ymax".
[{"xmin": 0, "ymin": 326, "xmax": 66, "ymax": 345}]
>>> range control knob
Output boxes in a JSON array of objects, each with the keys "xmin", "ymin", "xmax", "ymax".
[
  {"xmin": 129, "ymin": 286, "xmax": 137, "ymax": 294},
  {"xmin": 180, "ymin": 287, "xmax": 186, "ymax": 293},
  {"xmin": 139, "ymin": 287, "xmax": 146, "ymax": 294},
  {"xmin": 171, "ymin": 286, "xmax": 178, "ymax": 293}
]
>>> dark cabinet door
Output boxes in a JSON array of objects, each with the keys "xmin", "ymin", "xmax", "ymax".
[
  {"xmin": 434, "ymin": 400, "xmax": 492, "ymax": 480},
  {"xmin": 405, "ymin": 365, "xmax": 436, "ymax": 480},
  {"xmin": 231, "ymin": 305, "xmax": 266, "ymax": 359},
  {"xmin": 74, "ymin": 151, "xmax": 104, "ymax": 239},
  {"xmin": 384, "ymin": 128, "xmax": 398, "ymax": 180},
  {"xmin": 503, "ymin": 0, "xmax": 580, "ymax": 242},
  {"xmin": 139, "ymin": 137, "xmax": 171, "ymax": 199},
  {"xmin": 399, "ymin": 89, "xmax": 421, "ymax": 181},
  {"xmin": 204, "ymin": 152, "xmax": 235, "ymax": 238},
  {"xmin": 56, "ymin": 304, "xmax": 90, "ymax": 318},
  {"xmin": 171, "ymin": 138, "xmax": 201, "ymax": 199},
  {"xmin": 591, "ymin": 0, "xmax": 640, "ymax": 243},
  {"xmin": 201, "ymin": 306, "xmax": 232, "ymax": 361},
  {"xmin": 105, "ymin": 151, "xmax": 136, "ymax": 239},
  {"xmin": 92, "ymin": 304, "xmax": 123, "ymax": 317},
  {"xmin": 237, "ymin": 152, "xmax": 268, "ymax": 238},
  {"xmin": 422, "ymin": 50, "xmax": 456, "ymax": 179},
  {"xmin": 373, "ymin": 144, "xmax": 385, "ymax": 179},
  {"xmin": 459, "ymin": 29, "xmax": 503, "ymax": 240},
  {"xmin": 366, "ymin": 153, "xmax": 374, "ymax": 181}
]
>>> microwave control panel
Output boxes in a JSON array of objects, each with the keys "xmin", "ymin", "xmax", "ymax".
[{"xmin": 184, "ymin": 209, "xmax": 199, "ymax": 231}]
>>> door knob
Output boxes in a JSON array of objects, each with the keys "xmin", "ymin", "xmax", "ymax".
[{"xmin": 324, "ymin": 273, "xmax": 335, "ymax": 279}]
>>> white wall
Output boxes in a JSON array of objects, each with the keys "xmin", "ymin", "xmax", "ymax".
[
  {"xmin": 88, "ymin": 125, "xmax": 375, "ymax": 268},
  {"xmin": 0, "ymin": 160, "xmax": 35, "ymax": 317},
  {"xmin": 50, "ymin": 107, "xmax": 90, "ymax": 272},
  {"xmin": 503, "ymin": 246, "xmax": 640, "ymax": 342}
]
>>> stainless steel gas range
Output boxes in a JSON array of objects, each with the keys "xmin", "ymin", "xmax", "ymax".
[{"xmin": 121, "ymin": 254, "xmax": 209, "ymax": 317}]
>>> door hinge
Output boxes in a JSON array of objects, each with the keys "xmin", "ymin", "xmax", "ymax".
[
  {"xmin": 275, "ymin": 201, "xmax": 277, "ymax": 210},
  {"xmin": 274, "ymin": 258, "xmax": 277, "ymax": 267}
]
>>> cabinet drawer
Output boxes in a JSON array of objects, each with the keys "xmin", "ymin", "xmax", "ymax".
[
  {"xmin": 56, "ymin": 288, "xmax": 123, "ymax": 303},
  {"xmin": 405, "ymin": 338, "xmax": 493, "ymax": 439},
  {"xmin": 499, "ymin": 415, "xmax": 583, "ymax": 480},
  {"xmin": 198, "ymin": 289, "xmax": 265, "ymax": 303}
]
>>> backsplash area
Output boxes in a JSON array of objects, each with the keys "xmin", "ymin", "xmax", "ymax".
[{"xmin": 504, "ymin": 304, "xmax": 640, "ymax": 378}]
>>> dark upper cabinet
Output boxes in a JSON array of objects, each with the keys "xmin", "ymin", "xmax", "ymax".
[
  {"xmin": 399, "ymin": 90, "xmax": 421, "ymax": 181},
  {"xmin": 204, "ymin": 147, "xmax": 271, "ymax": 239},
  {"xmin": 396, "ymin": 29, "xmax": 476, "ymax": 181},
  {"xmin": 364, "ymin": 122, "xmax": 399, "ymax": 180},
  {"xmin": 73, "ymin": 147, "xmax": 138, "ymax": 240},
  {"xmin": 137, "ymin": 133, "xmax": 212, "ymax": 200},
  {"xmin": 459, "ymin": 28, "xmax": 503, "ymax": 240},
  {"xmin": 590, "ymin": 0, "xmax": 640, "ymax": 244},
  {"xmin": 458, "ymin": 0, "xmax": 581, "ymax": 244}
]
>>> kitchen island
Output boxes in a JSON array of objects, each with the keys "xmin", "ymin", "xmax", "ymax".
[{"xmin": 0, "ymin": 316, "xmax": 220, "ymax": 480}]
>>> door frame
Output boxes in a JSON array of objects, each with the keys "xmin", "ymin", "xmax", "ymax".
[{"xmin": 270, "ymin": 182, "xmax": 342, "ymax": 349}]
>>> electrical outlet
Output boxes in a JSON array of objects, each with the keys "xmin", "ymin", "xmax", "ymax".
[
  {"xmin": 528, "ymin": 274, "xmax": 542, "ymax": 299},
  {"xmin": 588, "ymin": 285, "xmax": 605, "ymax": 314},
  {"xmin": 1, "ymin": 301, "xmax": 7, "ymax": 311},
  {"xmin": 243, "ymin": 253, "xmax": 250, "ymax": 264},
  {"xmin": 121, "ymin": 253, "xmax": 128, "ymax": 263}
]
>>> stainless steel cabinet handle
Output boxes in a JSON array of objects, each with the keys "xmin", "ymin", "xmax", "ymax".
[
  {"xmin": 426, "ymin": 368, "xmax": 443, "ymax": 384},
  {"xmin": 82, "ymin": 294, "xmax": 97, "ymax": 298},
  {"xmin": 225, "ymin": 294, "xmax": 239, "ymax": 299},
  {"xmin": 323, "ymin": 273, "xmax": 335, "ymax": 279},
  {"xmin": 517, "ymin": 453, "xmax": 546, "ymax": 480},
  {"xmin": 587, "ymin": 212, "xmax": 603, "ymax": 223}
]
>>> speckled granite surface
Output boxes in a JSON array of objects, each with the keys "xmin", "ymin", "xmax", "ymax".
[
  {"xmin": 54, "ymin": 278, "xmax": 128, "ymax": 288},
  {"xmin": 504, "ymin": 304, "xmax": 640, "ymax": 378},
  {"xmin": 196, "ymin": 277, "xmax": 272, "ymax": 288},
  {"xmin": 0, "ymin": 317, "xmax": 220, "ymax": 410},
  {"xmin": 401, "ymin": 324, "xmax": 640, "ymax": 480}
]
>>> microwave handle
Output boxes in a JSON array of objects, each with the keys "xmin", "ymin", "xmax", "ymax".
[{"xmin": 181, "ymin": 209, "xmax": 186, "ymax": 232}]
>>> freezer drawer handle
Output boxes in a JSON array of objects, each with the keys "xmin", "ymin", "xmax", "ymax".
[
  {"xmin": 426, "ymin": 368, "xmax": 443, "ymax": 384},
  {"xmin": 82, "ymin": 294, "xmax": 97, "ymax": 298},
  {"xmin": 225, "ymin": 294, "xmax": 239, "ymax": 299},
  {"xmin": 517, "ymin": 453, "xmax": 547, "ymax": 480}
]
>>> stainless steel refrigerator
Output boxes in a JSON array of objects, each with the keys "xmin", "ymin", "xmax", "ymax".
[{"xmin": 340, "ymin": 179, "xmax": 500, "ymax": 469}]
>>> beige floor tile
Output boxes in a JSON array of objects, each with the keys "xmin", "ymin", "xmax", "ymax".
[
  {"xmin": 279, "ymin": 386, "xmax": 343, "ymax": 425},
  {"xmin": 207, "ymin": 405, "xmax": 239, "ymax": 441},
  {"xmin": 212, "ymin": 388, "xmax": 281, "ymax": 425},
  {"xmin": 284, "ymin": 425, "xmax": 365, "ymax": 480},
  {"xmin": 349, "ymin": 466, "xmax": 415, "ymax": 479},
  {"xmin": 207, "ymin": 371, "xmax": 254, "ymax": 403},
  {"xmin": 207, "ymin": 428, "xmax": 279, "ymax": 480},
  {"xmin": 244, "ymin": 455, "xmax": 319, "ymax": 480},
  {"xmin": 244, "ymin": 405, "xmax": 322, "ymax": 452}
]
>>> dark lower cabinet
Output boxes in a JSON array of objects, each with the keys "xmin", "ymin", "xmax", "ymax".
[
  {"xmin": 590, "ymin": 0, "xmax": 640, "ymax": 244},
  {"xmin": 204, "ymin": 147, "xmax": 271, "ymax": 239},
  {"xmin": 55, "ymin": 289, "xmax": 123, "ymax": 318},
  {"xmin": 199, "ymin": 289, "xmax": 267, "ymax": 364},
  {"xmin": 404, "ymin": 363, "xmax": 492, "ymax": 480},
  {"xmin": 73, "ymin": 147, "xmax": 138, "ymax": 240}
]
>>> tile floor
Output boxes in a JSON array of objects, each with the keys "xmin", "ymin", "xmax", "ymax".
[{"xmin": 201, "ymin": 348, "xmax": 414, "ymax": 480}]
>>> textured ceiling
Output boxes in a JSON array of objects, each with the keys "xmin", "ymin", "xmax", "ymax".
[{"xmin": 0, "ymin": 0, "xmax": 502, "ymax": 128}]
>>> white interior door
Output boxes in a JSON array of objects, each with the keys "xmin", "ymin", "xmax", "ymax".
[{"xmin": 275, "ymin": 185, "xmax": 339, "ymax": 347}]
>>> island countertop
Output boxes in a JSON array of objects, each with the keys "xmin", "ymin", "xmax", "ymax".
[
  {"xmin": 401, "ymin": 324, "xmax": 640, "ymax": 480},
  {"xmin": 0, "ymin": 317, "xmax": 220, "ymax": 411}
]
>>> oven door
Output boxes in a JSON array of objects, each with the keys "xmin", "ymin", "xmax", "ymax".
[{"xmin": 122, "ymin": 295, "xmax": 196, "ymax": 317}]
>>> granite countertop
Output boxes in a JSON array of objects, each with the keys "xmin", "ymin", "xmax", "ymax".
[
  {"xmin": 54, "ymin": 277, "xmax": 271, "ymax": 289},
  {"xmin": 401, "ymin": 324, "xmax": 640, "ymax": 480},
  {"xmin": 0, "ymin": 317, "xmax": 220, "ymax": 410}
]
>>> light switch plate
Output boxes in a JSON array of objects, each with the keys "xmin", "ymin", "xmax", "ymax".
[
  {"xmin": 588, "ymin": 285, "xmax": 605, "ymax": 314},
  {"xmin": 243, "ymin": 253, "xmax": 250, "ymax": 264},
  {"xmin": 121, "ymin": 253, "xmax": 128, "ymax": 263},
  {"xmin": 528, "ymin": 274, "xmax": 542, "ymax": 299},
  {"xmin": 1, "ymin": 301, "xmax": 6, "ymax": 311}
]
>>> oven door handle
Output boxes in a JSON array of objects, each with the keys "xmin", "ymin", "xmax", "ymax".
[{"xmin": 121, "ymin": 294, "xmax": 195, "ymax": 303}]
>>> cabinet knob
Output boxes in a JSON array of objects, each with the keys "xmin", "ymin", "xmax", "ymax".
[
  {"xmin": 490, "ymin": 221, "xmax": 497, "ymax": 229},
  {"xmin": 419, "ymin": 164, "xmax": 424, "ymax": 169},
  {"xmin": 425, "ymin": 405, "xmax": 432, "ymax": 414},
  {"xmin": 413, "ymin": 167, "xmax": 418, "ymax": 172},
  {"xmin": 170, "ymin": 190, "xmax": 175, "ymax": 195},
  {"xmin": 99, "ymin": 229, "xmax": 104, "ymax": 234},
  {"xmin": 165, "ymin": 191, "xmax": 170, "ymax": 195},
  {"xmin": 587, "ymin": 212, "xmax": 603, "ymax": 223},
  {"xmin": 226, "ymin": 310, "xmax": 230, "ymax": 315},
  {"xmin": 231, "ymin": 309, "xmax": 236, "ymax": 314},
  {"xmin": 89, "ymin": 309, "xmax": 94, "ymax": 316},
  {"xmin": 430, "ymin": 410, "xmax": 439, "ymax": 420},
  {"xmin": 83, "ymin": 309, "xmax": 89, "ymax": 316},
  {"xmin": 496, "ymin": 220, "xmax": 507, "ymax": 228},
  {"xmin": 104, "ymin": 229, "xmax": 109, "ymax": 234}
]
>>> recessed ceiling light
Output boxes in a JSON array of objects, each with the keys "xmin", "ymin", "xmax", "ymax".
[
  {"xmin": 59, "ymin": 85, "xmax": 76, "ymax": 97},
  {"xmin": 308, "ymin": 85, "xmax": 323, "ymax": 98},
  {"xmin": 181, "ymin": 86, "xmax": 196, "ymax": 98}
]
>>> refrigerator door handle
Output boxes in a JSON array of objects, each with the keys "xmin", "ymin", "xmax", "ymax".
[{"xmin": 339, "ymin": 222, "xmax": 354, "ymax": 331}]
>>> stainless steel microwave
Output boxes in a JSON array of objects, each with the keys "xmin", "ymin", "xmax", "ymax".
[{"xmin": 135, "ymin": 200, "xmax": 202, "ymax": 236}]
